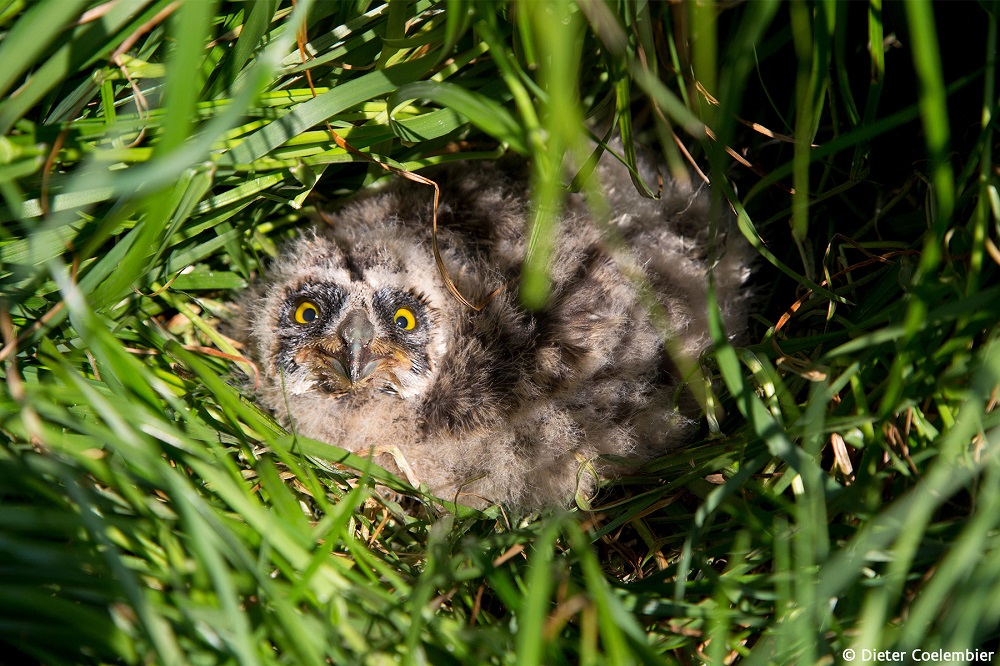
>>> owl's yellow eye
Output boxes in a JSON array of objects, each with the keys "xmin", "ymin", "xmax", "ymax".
[
  {"xmin": 294, "ymin": 300, "xmax": 320, "ymax": 325},
  {"xmin": 393, "ymin": 307, "xmax": 416, "ymax": 331}
]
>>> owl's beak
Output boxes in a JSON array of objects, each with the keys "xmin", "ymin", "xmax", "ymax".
[{"xmin": 337, "ymin": 309, "xmax": 378, "ymax": 385}]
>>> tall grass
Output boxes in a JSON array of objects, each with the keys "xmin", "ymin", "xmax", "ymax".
[{"xmin": 1, "ymin": 1, "xmax": 998, "ymax": 663}]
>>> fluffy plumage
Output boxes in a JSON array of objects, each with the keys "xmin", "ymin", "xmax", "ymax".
[{"xmin": 241, "ymin": 152, "xmax": 752, "ymax": 510}]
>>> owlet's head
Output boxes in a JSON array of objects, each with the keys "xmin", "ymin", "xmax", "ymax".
[{"xmin": 248, "ymin": 226, "xmax": 450, "ymax": 401}]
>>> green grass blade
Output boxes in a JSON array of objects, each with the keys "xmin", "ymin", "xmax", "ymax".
[{"xmin": 0, "ymin": 0, "xmax": 91, "ymax": 99}]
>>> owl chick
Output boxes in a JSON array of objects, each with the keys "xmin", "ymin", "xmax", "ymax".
[{"xmin": 242, "ymin": 151, "xmax": 752, "ymax": 511}]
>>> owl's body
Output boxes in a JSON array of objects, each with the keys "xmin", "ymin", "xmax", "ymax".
[{"xmin": 243, "ymin": 153, "xmax": 751, "ymax": 510}]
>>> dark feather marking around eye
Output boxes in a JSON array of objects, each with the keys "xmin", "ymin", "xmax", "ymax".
[
  {"xmin": 410, "ymin": 290, "xmax": 431, "ymax": 307},
  {"xmin": 372, "ymin": 287, "xmax": 428, "ymax": 326},
  {"xmin": 273, "ymin": 340, "xmax": 299, "ymax": 376},
  {"xmin": 281, "ymin": 283, "xmax": 346, "ymax": 327}
]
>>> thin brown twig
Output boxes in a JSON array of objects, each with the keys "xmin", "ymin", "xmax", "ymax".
[
  {"xmin": 643, "ymin": 28, "xmax": 798, "ymax": 193},
  {"xmin": 110, "ymin": 2, "xmax": 181, "ymax": 149},
  {"xmin": 112, "ymin": 1, "xmax": 182, "ymax": 60},
  {"xmin": 469, "ymin": 584, "xmax": 485, "ymax": 626},
  {"xmin": 122, "ymin": 347, "xmax": 160, "ymax": 355},
  {"xmin": 42, "ymin": 2, "xmax": 180, "ymax": 215},
  {"xmin": 492, "ymin": 543, "xmax": 525, "ymax": 567},
  {"xmin": 0, "ymin": 301, "xmax": 65, "ymax": 363},
  {"xmin": 112, "ymin": 61, "xmax": 151, "ymax": 149},
  {"xmin": 76, "ymin": 1, "xmax": 120, "ymax": 25},
  {"xmin": 772, "ymin": 248, "xmax": 920, "ymax": 360},
  {"xmin": 0, "ymin": 306, "xmax": 46, "ymax": 450},
  {"xmin": 0, "ymin": 308, "xmax": 23, "ymax": 401},
  {"xmin": 40, "ymin": 128, "xmax": 71, "ymax": 217},
  {"xmin": 827, "ymin": 233, "xmax": 898, "ymax": 265},
  {"xmin": 985, "ymin": 237, "xmax": 1000, "ymax": 267},
  {"xmin": 696, "ymin": 83, "xmax": 818, "ymax": 148},
  {"xmin": 702, "ymin": 125, "xmax": 796, "ymax": 194},
  {"xmin": 367, "ymin": 510, "xmax": 391, "ymax": 547},
  {"xmin": 121, "ymin": 342, "xmax": 260, "ymax": 388},
  {"xmin": 671, "ymin": 132, "xmax": 710, "ymax": 185},
  {"xmin": 183, "ymin": 345, "xmax": 261, "ymax": 389}
]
